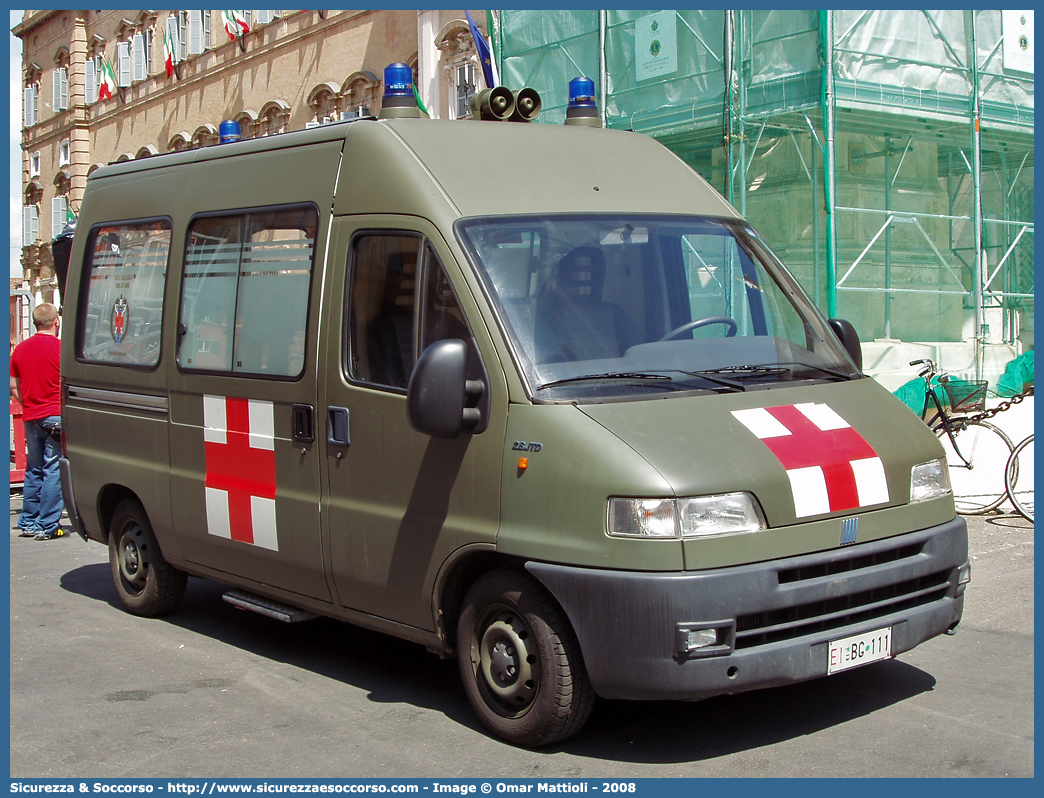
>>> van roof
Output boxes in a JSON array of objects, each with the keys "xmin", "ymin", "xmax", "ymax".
[{"xmin": 89, "ymin": 118, "xmax": 741, "ymax": 222}]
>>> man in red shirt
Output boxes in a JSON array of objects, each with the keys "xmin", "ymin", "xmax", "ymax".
[{"xmin": 10, "ymin": 303, "xmax": 65, "ymax": 540}]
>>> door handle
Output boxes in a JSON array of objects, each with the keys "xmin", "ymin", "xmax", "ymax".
[
  {"xmin": 327, "ymin": 407, "xmax": 350, "ymax": 446},
  {"xmin": 292, "ymin": 403, "xmax": 314, "ymax": 443}
]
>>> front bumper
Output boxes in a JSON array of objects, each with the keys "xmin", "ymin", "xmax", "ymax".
[{"xmin": 527, "ymin": 517, "xmax": 968, "ymax": 700}]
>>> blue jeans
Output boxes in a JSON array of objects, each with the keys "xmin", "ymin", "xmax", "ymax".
[{"xmin": 19, "ymin": 416, "xmax": 64, "ymax": 534}]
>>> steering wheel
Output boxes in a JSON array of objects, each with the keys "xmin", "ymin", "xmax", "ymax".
[{"xmin": 658, "ymin": 316, "xmax": 738, "ymax": 342}]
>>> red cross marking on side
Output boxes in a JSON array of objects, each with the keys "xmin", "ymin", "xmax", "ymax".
[
  {"xmin": 204, "ymin": 397, "xmax": 276, "ymax": 545},
  {"xmin": 759, "ymin": 404, "xmax": 877, "ymax": 513}
]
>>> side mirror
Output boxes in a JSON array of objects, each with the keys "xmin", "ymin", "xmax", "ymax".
[
  {"xmin": 407, "ymin": 339, "xmax": 485, "ymax": 439},
  {"xmin": 828, "ymin": 318, "xmax": 863, "ymax": 372}
]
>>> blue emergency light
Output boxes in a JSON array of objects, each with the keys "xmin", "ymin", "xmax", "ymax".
[
  {"xmin": 379, "ymin": 62, "xmax": 422, "ymax": 119},
  {"xmin": 565, "ymin": 76, "xmax": 601, "ymax": 127},
  {"xmin": 568, "ymin": 77, "xmax": 597, "ymax": 109},
  {"xmin": 219, "ymin": 119, "xmax": 242, "ymax": 144},
  {"xmin": 383, "ymin": 63, "xmax": 415, "ymax": 98}
]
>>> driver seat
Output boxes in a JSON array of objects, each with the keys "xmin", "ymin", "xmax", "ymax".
[{"xmin": 534, "ymin": 247, "xmax": 640, "ymax": 363}]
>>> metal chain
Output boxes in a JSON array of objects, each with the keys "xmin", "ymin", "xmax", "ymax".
[{"xmin": 960, "ymin": 385, "xmax": 1034, "ymax": 424}]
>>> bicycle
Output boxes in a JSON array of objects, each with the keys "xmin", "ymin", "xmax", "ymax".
[
  {"xmin": 910, "ymin": 358, "xmax": 1014, "ymax": 514},
  {"xmin": 1005, "ymin": 434, "xmax": 1033, "ymax": 522}
]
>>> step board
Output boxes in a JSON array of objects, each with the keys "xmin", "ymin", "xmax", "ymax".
[{"xmin": 222, "ymin": 589, "xmax": 318, "ymax": 623}]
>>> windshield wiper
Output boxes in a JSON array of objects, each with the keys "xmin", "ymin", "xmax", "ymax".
[
  {"xmin": 688, "ymin": 362, "xmax": 852, "ymax": 385},
  {"xmin": 537, "ymin": 372, "xmax": 677, "ymax": 390}
]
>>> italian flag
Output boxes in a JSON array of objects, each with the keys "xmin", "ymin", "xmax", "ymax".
[
  {"xmin": 164, "ymin": 28, "xmax": 176, "ymax": 77},
  {"xmin": 223, "ymin": 10, "xmax": 250, "ymax": 40},
  {"xmin": 98, "ymin": 58, "xmax": 116, "ymax": 100}
]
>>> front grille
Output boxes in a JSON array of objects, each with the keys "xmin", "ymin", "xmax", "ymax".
[
  {"xmin": 778, "ymin": 542, "xmax": 924, "ymax": 584},
  {"xmin": 735, "ymin": 569, "xmax": 951, "ymax": 649}
]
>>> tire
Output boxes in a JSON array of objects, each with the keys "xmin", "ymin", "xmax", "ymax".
[
  {"xmin": 933, "ymin": 420, "xmax": 1014, "ymax": 514},
  {"xmin": 108, "ymin": 499, "xmax": 187, "ymax": 616},
  {"xmin": 1005, "ymin": 435, "xmax": 1034, "ymax": 523},
  {"xmin": 457, "ymin": 570, "xmax": 594, "ymax": 747}
]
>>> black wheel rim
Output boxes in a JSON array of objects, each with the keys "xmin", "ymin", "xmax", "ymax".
[
  {"xmin": 473, "ymin": 606, "xmax": 539, "ymax": 718},
  {"xmin": 116, "ymin": 522, "xmax": 148, "ymax": 597}
]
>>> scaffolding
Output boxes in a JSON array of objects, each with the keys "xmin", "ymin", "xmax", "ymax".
[{"xmin": 496, "ymin": 9, "xmax": 1034, "ymax": 387}]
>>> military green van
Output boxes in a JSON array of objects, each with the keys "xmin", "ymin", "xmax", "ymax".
[{"xmin": 59, "ymin": 73, "xmax": 968, "ymax": 747}]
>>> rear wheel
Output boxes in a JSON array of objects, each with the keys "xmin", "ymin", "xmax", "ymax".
[
  {"xmin": 933, "ymin": 420, "xmax": 1013, "ymax": 514},
  {"xmin": 108, "ymin": 499, "xmax": 187, "ymax": 616},
  {"xmin": 457, "ymin": 570, "xmax": 594, "ymax": 747}
]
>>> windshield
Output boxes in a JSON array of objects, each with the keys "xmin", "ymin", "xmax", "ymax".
[{"xmin": 457, "ymin": 215, "xmax": 857, "ymax": 401}]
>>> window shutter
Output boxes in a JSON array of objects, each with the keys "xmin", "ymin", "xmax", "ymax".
[
  {"xmin": 203, "ymin": 11, "xmax": 211, "ymax": 48},
  {"xmin": 53, "ymin": 70, "xmax": 61, "ymax": 109},
  {"xmin": 52, "ymin": 197, "xmax": 67, "ymax": 239},
  {"xmin": 133, "ymin": 33, "xmax": 145, "ymax": 81},
  {"xmin": 257, "ymin": 11, "xmax": 273, "ymax": 25},
  {"xmin": 117, "ymin": 41, "xmax": 132, "ymax": 87},
  {"xmin": 85, "ymin": 59, "xmax": 97, "ymax": 103},
  {"xmin": 179, "ymin": 13, "xmax": 188, "ymax": 61},
  {"xmin": 24, "ymin": 206, "xmax": 39, "ymax": 246},
  {"xmin": 24, "ymin": 87, "xmax": 32, "ymax": 127},
  {"xmin": 188, "ymin": 11, "xmax": 203, "ymax": 55},
  {"xmin": 166, "ymin": 16, "xmax": 180, "ymax": 63},
  {"xmin": 60, "ymin": 68, "xmax": 69, "ymax": 109}
]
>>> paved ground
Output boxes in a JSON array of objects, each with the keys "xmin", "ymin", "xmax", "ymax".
[{"xmin": 8, "ymin": 492, "xmax": 1032, "ymax": 779}]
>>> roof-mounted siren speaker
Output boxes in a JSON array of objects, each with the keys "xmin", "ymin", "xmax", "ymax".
[
  {"xmin": 564, "ymin": 76, "xmax": 601, "ymax": 128},
  {"xmin": 509, "ymin": 88, "xmax": 541, "ymax": 122},
  {"xmin": 470, "ymin": 86, "xmax": 515, "ymax": 121},
  {"xmin": 379, "ymin": 62, "xmax": 422, "ymax": 119},
  {"xmin": 219, "ymin": 119, "xmax": 242, "ymax": 144}
]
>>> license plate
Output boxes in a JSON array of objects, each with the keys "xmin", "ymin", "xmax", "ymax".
[{"xmin": 827, "ymin": 626, "xmax": 892, "ymax": 674}]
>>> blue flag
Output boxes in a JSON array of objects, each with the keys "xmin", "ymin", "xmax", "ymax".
[{"xmin": 465, "ymin": 10, "xmax": 496, "ymax": 89}]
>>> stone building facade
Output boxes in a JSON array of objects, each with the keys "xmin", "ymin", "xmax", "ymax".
[{"xmin": 14, "ymin": 9, "xmax": 491, "ymax": 322}]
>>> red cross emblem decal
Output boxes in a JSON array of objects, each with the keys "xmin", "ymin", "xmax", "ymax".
[
  {"xmin": 732, "ymin": 402, "xmax": 890, "ymax": 518},
  {"xmin": 203, "ymin": 394, "xmax": 279, "ymax": 550}
]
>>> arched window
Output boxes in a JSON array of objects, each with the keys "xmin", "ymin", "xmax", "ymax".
[
  {"xmin": 308, "ymin": 82, "xmax": 341, "ymax": 125},
  {"xmin": 341, "ymin": 70, "xmax": 380, "ymax": 119},
  {"xmin": 192, "ymin": 124, "xmax": 218, "ymax": 148},
  {"xmin": 234, "ymin": 110, "xmax": 258, "ymax": 140},
  {"xmin": 167, "ymin": 132, "xmax": 191, "ymax": 152},
  {"xmin": 258, "ymin": 100, "xmax": 290, "ymax": 136}
]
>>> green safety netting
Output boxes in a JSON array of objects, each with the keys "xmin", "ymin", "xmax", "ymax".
[{"xmin": 996, "ymin": 350, "xmax": 1035, "ymax": 397}]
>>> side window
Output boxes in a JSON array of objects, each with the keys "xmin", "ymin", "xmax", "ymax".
[
  {"xmin": 419, "ymin": 245, "xmax": 469, "ymax": 353},
  {"xmin": 78, "ymin": 220, "xmax": 171, "ymax": 366},
  {"xmin": 348, "ymin": 234, "xmax": 420, "ymax": 390},
  {"xmin": 347, "ymin": 236, "xmax": 468, "ymax": 391},
  {"xmin": 179, "ymin": 205, "xmax": 317, "ymax": 377}
]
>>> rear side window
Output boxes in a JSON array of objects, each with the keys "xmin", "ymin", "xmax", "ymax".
[
  {"xmin": 78, "ymin": 219, "xmax": 171, "ymax": 367},
  {"xmin": 178, "ymin": 205, "xmax": 318, "ymax": 378}
]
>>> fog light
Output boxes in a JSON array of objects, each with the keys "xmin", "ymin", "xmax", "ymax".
[{"xmin": 685, "ymin": 628, "xmax": 718, "ymax": 650}]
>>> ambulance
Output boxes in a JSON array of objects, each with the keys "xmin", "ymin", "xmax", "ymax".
[{"xmin": 59, "ymin": 66, "xmax": 969, "ymax": 746}]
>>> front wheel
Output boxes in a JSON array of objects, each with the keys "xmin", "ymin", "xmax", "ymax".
[
  {"xmin": 457, "ymin": 570, "xmax": 594, "ymax": 747},
  {"xmin": 933, "ymin": 420, "xmax": 1013, "ymax": 514},
  {"xmin": 108, "ymin": 499, "xmax": 187, "ymax": 616},
  {"xmin": 1005, "ymin": 435, "xmax": 1034, "ymax": 523}
]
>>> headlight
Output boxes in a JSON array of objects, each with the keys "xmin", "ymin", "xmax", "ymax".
[
  {"xmin": 608, "ymin": 493, "xmax": 766, "ymax": 539},
  {"xmin": 910, "ymin": 458, "xmax": 951, "ymax": 503}
]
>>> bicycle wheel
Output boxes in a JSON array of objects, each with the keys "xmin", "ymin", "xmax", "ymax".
[
  {"xmin": 932, "ymin": 420, "xmax": 1014, "ymax": 514},
  {"xmin": 1005, "ymin": 435, "xmax": 1034, "ymax": 522}
]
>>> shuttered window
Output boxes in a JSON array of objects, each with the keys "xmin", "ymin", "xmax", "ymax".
[
  {"xmin": 188, "ymin": 11, "xmax": 204, "ymax": 55},
  {"xmin": 52, "ymin": 68, "xmax": 69, "ymax": 110},
  {"xmin": 22, "ymin": 207, "xmax": 39, "ymax": 246},
  {"xmin": 132, "ymin": 33, "xmax": 146, "ymax": 81},
  {"xmin": 23, "ymin": 85, "xmax": 38, "ymax": 127},
  {"xmin": 84, "ymin": 59, "xmax": 97, "ymax": 103},
  {"xmin": 117, "ymin": 41, "xmax": 132, "ymax": 87},
  {"xmin": 52, "ymin": 197, "xmax": 68, "ymax": 239}
]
